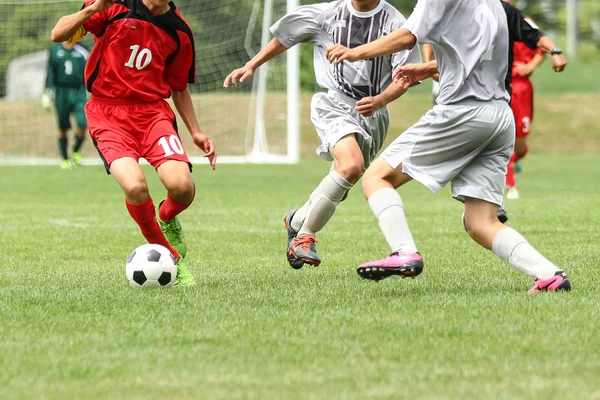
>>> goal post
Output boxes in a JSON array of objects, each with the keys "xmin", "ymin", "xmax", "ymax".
[{"xmin": 0, "ymin": 0, "xmax": 300, "ymax": 165}]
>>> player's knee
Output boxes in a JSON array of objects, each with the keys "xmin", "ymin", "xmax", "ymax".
[
  {"xmin": 464, "ymin": 217, "xmax": 486, "ymax": 244},
  {"xmin": 361, "ymin": 170, "xmax": 379, "ymax": 199},
  {"xmin": 463, "ymin": 212, "xmax": 498, "ymax": 249},
  {"xmin": 123, "ymin": 179, "xmax": 149, "ymax": 202},
  {"xmin": 336, "ymin": 159, "xmax": 363, "ymax": 184},
  {"xmin": 167, "ymin": 178, "xmax": 195, "ymax": 205}
]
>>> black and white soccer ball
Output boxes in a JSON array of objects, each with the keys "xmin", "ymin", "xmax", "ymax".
[{"xmin": 126, "ymin": 244, "xmax": 177, "ymax": 288}]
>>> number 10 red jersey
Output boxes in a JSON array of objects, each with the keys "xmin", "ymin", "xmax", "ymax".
[{"xmin": 82, "ymin": 0, "xmax": 196, "ymax": 103}]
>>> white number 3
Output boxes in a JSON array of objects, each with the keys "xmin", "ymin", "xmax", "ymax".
[
  {"xmin": 158, "ymin": 135, "xmax": 185, "ymax": 157},
  {"xmin": 125, "ymin": 45, "xmax": 153, "ymax": 70}
]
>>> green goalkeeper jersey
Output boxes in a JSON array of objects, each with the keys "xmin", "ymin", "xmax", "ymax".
[{"xmin": 46, "ymin": 43, "xmax": 89, "ymax": 89}]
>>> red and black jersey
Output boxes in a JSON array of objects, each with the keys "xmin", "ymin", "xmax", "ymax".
[
  {"xmin": 500, "ymin": 1, "xmax": 544, "ymax": 95},
  {"xmin": 512, "ymin": 20, "xmax": 544, "ymax": 84},
  {"xmin": 82, "ymin": 0, "xmax": 196, "ymax": 103}
]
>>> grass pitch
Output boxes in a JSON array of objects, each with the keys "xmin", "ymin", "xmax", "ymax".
[{"xmin": 1, "ymin": 154, "xmax": 599, "ymax": 399}]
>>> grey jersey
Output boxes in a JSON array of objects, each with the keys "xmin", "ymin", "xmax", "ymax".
[
  {"xmin": 270, "ymin": 0, "xmax": 422, "ymax": 100},
  {"xmin": 402, "ymin": 0, "xmax": 510, "ymax": 105}
]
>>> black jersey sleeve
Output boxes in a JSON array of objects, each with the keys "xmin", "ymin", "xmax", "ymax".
[{"xmin": 502, "ymin": 1, "xmax": 544, "ymax": 50}]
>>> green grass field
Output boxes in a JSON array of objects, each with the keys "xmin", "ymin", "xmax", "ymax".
[{"xmin": 1, "ymin": 153, "xmax": 599, "ymax": 399}]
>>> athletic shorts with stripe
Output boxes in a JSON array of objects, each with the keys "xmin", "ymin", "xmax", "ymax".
[
  {"xmin": 381, "ymin": 100, "xmax": 515, "ymax": 207},
  {"xmin": 85, "ymin": 98, "xmax": 191, "ymax": 174},
  {"xmin": 311, "ymin": 91, "xmax": 389, "ymax": 169}
]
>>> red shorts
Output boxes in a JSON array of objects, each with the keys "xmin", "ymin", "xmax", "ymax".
[
  {"xmin": 85, "ymin": 97, "xmax": 191, "ymax": 173},
  {"xmin": 510, "ymin": 80, "xmax": 534, "ymax": 138}
]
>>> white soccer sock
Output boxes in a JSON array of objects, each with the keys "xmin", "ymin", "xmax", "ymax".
[
  {"xmin": 290, "ymin": 200, "xmax": 310, "ymax": 232},
  {"xmin": 297, "ymin": 171, "xmax": 353, "ymax": 236},
  {"xmin": 492, "ymin": 227, "xmax": 560, "ymax": 279},
  {"xmin": 368, "ymin": 187, "xmax": 418, "ymax": 254}
]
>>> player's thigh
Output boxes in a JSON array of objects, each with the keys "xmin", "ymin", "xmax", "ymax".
[
  {"xmin": 156, "ymin": 160, "xmax": 194, "ymax": 197},
  {"xmin": 362, "ymin": 157, "xmax": 412, "ymax": 198},
  {"xmin": 109, "ymin": 157, "xmax": 149, "ymax": 199}
]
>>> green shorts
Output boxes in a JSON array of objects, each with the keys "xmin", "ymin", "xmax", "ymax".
[{"xmin": 54, "ymin": 87, "xmax": 88, "ymax": 131}]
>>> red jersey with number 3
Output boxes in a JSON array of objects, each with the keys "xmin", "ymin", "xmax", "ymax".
[{"xmin": 82, "ymin": 0, "xmax": 196, "ymax": 103}]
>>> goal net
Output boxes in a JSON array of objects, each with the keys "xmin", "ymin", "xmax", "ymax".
[{"xmin": 0, "ymin": 0, "xmax": 300, "ymax": 165}]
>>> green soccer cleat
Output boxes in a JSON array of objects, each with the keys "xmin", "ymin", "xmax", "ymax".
[
  {"xmin": 71, "ymin": 151, "xmax": 82, "ymax": 166},
  {"xmin": 60, "ymin": 159, "xmax": 74, "ymax": 170},
  {"xmin": 158, "ymin": 201, "xmax": 187, "ymax": 259},
  {"xmin": 173, "ymin": 258, "xmax": 196, "ymax": 287}
]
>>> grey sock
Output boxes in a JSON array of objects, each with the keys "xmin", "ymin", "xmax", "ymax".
[
  {"xmin": 492, "ymin": 227, "xmax": 560, "ymax": 279},
  {"xmin": 290, "ymin": 200, "xmax": 310, "ymax": 232},
  {"xmin": 368, "ymin": 187, "xmax": 418, "ymax": 254},
  {"xmin": 297, "ymin": 171, "xmax": 353, "ymax": 236}
]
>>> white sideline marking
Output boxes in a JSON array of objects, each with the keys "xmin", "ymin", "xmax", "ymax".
[
  {"xmin": 49, "ymin": 219, "xmax": 91, "ymax": 229},
  {"xmin": 0, "ymin": 154, "xmax": 298, "ymax": 166}
]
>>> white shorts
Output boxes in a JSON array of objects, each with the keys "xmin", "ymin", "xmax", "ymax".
[
  {"xmin": 381, "ymin": 100, "xmax": 515, "ymax": 206},
  {"xmin": 311, "ymin": 91, "xmax": 389, "ymax": 168}
]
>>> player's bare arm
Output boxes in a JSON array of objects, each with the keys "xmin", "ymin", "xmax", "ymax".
[
  {"xmin": 223, "ymin": 39, "xmax": 287, "ymax": 88},
  {"xmin": 326, "ymin": 28, "xmax": 416, "ymax": 64},
  {"xmin": 171, "ymin": 89, "xmax": 217, "ymax": 170},
  {"xmin": 394, "ymin": 61, "xmax": 438, "ymax": 86},
  {"xmin": 535, "ymin": 37, "xmax": 567, "ymax": 72},
  {"xmin": 515, "ymin": 52, "xmax": 546, "ymax": 77},
  {"xmin": 50, "ymin": 0, "xmax": 117, "ymax": 42},
  {"xmin": 355, "ymin": 82, "xmax": 409, "ymax": 118}
]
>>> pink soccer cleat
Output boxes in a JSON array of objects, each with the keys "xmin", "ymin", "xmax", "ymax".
[
  {"xmin": 529, "ymin": 271, "xmax": 571, "ymax": 293},
  {"xmin": 357, "ymin": 252, "xmax": 424, "ymax": 281}
]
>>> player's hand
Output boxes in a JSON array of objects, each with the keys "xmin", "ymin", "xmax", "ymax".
[
  {"xmin": 88, "ymin": 0, "xmax": 120, "ymax": 13},
  {"xmin": 193, "ymin": 132, "xmax": 217, "ymax": 170},
  {"xmin": 393, "ymin": 63, "xmax": 433, "ymax": 85},
  {"xmin": 326, "ymin": 44, "xmax": 359, "ymax": 64},
  {"xmin": 514, "ymin": 62, "xmax": 533, "ymax": 77},
  {"xmin": 223, "ymin": 64, "xmax": 254, "ymax": 88},
  {"xmin": 551, "ymin": 54, "xmax": 567, "ymax": 72},
  {"xmin": 41, "ymin": 90, "xmax": 52, "ymax": 111},
  {"xmin": 355, "ymin": 96, "xmax": 384, "ymax": 117}
]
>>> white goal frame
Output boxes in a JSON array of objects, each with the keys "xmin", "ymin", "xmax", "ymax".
[
  {"xmin": 1, "ymin": 0, "xmax": 300, "ymax": 166},
  {"xmin": 189, "ymin": 0, "xmax": 300, "ymax": 165}
]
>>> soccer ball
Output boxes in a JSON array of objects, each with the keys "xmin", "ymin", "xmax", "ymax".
[{"xmin": 126, "ymin": 244, "xmax": 178, "ymax": 288}]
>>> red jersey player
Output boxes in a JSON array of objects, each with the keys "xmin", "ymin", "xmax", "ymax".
[
  {"xmin": 504, "ymin": 4, "xmax": 546, "ymax": 200},
  {"xmin": 51, "ymin": 0, "xmax": 217, "ymax": 286}
]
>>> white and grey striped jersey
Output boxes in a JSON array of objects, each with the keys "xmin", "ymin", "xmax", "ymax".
[
  {"xmin": 402, "ymin": 0, "xmax": 510, "ymax": 105},
  {"xmin": 270, "ymin": 0, "xmax": 421, "ymax": 100}
]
